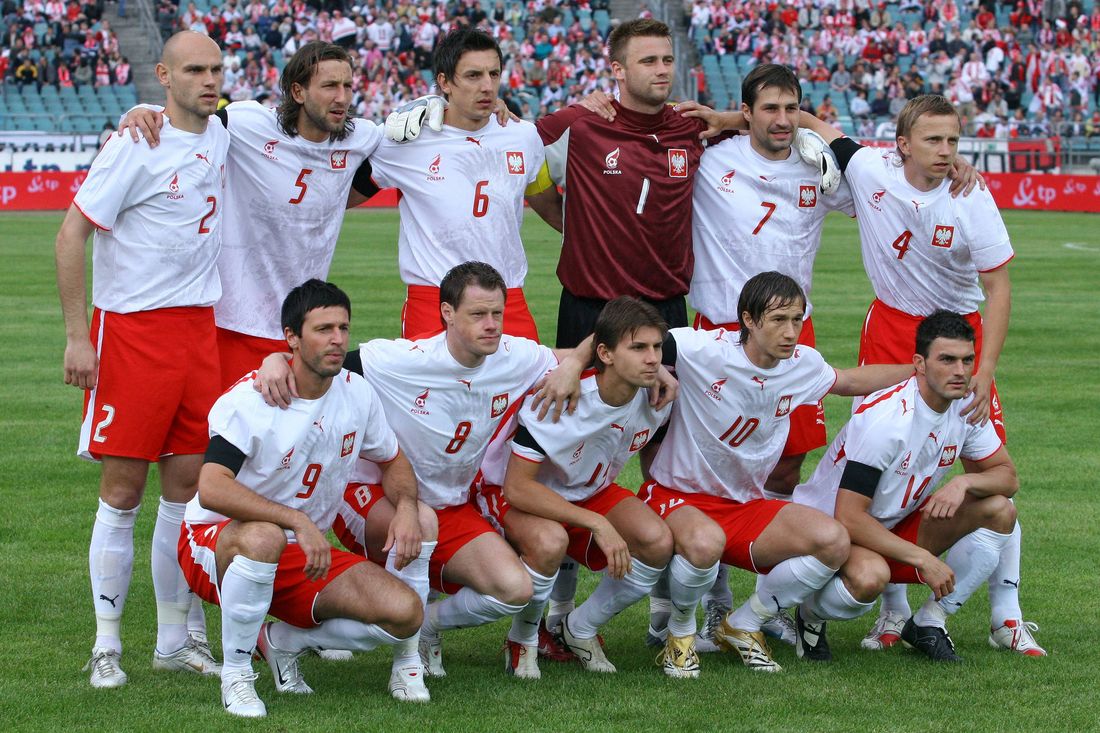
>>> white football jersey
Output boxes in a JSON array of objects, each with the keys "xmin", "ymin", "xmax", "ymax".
[
  {"xmin": 794, "ymin": 377, "xmax": 1003, "ymax": 528},
  {"xmin": 845, "ymin": 145, "xmax": 1014, "ymax": 315},
  {"xmin": 215, "ymin": 102, "xmax": 383, "ymax": 339},
  {"xmin": 368, "ymin": 116, "xmax": 546, "ymax": 288},
  {"xmin": 649, "ymin": 327, "xmax": 837, "ymax": 503},
  {"xmin": 690, "ymin": 136, "xmax": 855, "ymax": 324},
  {"xmin": 185, "ymin": 369, "xmax": 399, "ymax": 532},
  {"xmin": 74, "ymin": 118, "xmax": 228, "ymax": 313},
  {"xmin": 351, "ymin": 332, "xmax": 557, "ymax": 509},
  {"xmin": 510, "ymin": 373, "xmax": 671, "ymax": 503}
]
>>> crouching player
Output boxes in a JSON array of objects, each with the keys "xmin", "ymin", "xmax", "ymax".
[
  {"xmin": 480, "ymin": 297, "xmax": 676, "ymax": 678},
  {"xmin": 178, "ymin": 280, "xmax": 424, "ymax": 717},
  {"xmin": 793, "ymin": 311, "xmax": 1018, "ymax": 662}
]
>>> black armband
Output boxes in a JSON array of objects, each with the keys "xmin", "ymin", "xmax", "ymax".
[
  {"xmin": 351, "ymin": 158, "xmax": 380, "ymax": 199},
  {"xmin": 830, "ymin": 137, "xmax": 862, "ymax": 173},
  {"xmin": 214, "ymin": 106, "xmax": 229, "ymax": 128},
  {"xmin": 839, "ymin": 460, "xmax": 883, "ymax": 499},
  {"xmin": 343, "ymin": 349, "xmax": 364, "ymax": 376},
  {"xmin": 512, "ymin": 424, "xmax": 547, "ymax": 455},
  {"xmin": 205, "ymin": 434, "xmax": 246, "ymax": 475},
  {"xmin": 661, "ymin": 332, "xmax": 678, "ymax": 368}
]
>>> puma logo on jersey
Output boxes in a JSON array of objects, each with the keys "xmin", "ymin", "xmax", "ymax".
[
  {"xmin": 99, "ymin": 594, "xmax": 119, "ymax": 608},
  {"xmin": 506, "ymin": 151, "xmax": 525, "ymax": 175},
  {"xmin": 928, "ymin": 431, "xmax": 939, "ymax": 443},
  {"xmin": 799, "ymin": 185, "xmax": 817, "ymax": 207},
  {"xmin": 659, "ymin": 497, "xmax": 685, "ymax": 514},
  {"xmin": 901, "ymin": 398, "xmax": 912, "ymax": 415},
  {"xmin": 426, "ymin": 154, "xmax": 444, "ymax": 181},
  {"xmin": 609, "ymin": 423, "xmax": 625, "ymax": 432},
  {"xmin": 278, "ymin": 447, "xmax": 294, "ymax": 470},
  {"xmin": 330, "ymin": 150, "xmax": 349, "ymax": 169},
  {"xmin": 668, "ymin": 148, "xmax": 688, "ymax": 178},
  {"xmin": 457, "ymin": 379, "xmax": 472, "ymax": 390},
  {"xmin": 705, "ymin": 378, "xmax": 726, "ymax": 402},
  {"xmin": 465, "ymin": 136, "xmax": 482, "ymax": 146},
  {"xmin": 313, "ymin": 416, "xmax": 325, "ymax": 433},
  {"xmin": 341, "ymin": 431, "xmax": 356, "ymax": 457},
  {"xmin": 263, "ymin": 140, "xmax": 279, "ymax": 160},
  {"xmin": 194, "ymin": 152, "xmax": 211, "ymax": 166},
  {"xmin": 911, "ymin": 199, "xmax": 924, "ymax": 211},
  {"xmin": 491, "ymin": 393, "xmax": 509, "ymax": 418},
  {"xmin": 939, "ymin": 445, "xmax": 958, "ymax": 467},
  {"xmin": 412, "ymin": 389, "xmax": 430, "ymax": 415},
  {"xmin": 603, "ymin": 147, "xmax": 621, "ymax": 174},
  {"xmin": 630, "ymin": 429, "xmax": 650, "ymax": 452},
  {"xmin": 751, "ymin": 376, "xmax": 768, "ymax": 390},
  {"xmin": 775, "ymin": 394, "xmax": 793, "ymax": 417},
  {"xmin": 932, "ymin": 224, "xmax": 954, "ymax": 248}
]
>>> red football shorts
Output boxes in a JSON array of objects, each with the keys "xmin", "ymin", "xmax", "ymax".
[
  {"xmin": 430, "ymin": 502, "xmax": 498, "ymax": 594},
  {"xmin": 883, "ymin": 510, "xmax": 926, "ymax": 584},
  {"xmin": 402, "ymin": 285, "xmax": 540, "ymax": 341},
  {"xmin": 79, "ymin": 307, "xmax": 219, "ymax": 462},
  {"xmin": 694, "ymin": 313, "xmax": 825, "ymax": 456},
  {"xmin": 179, "ymin": 521, "xmax": 366, "ymax": 628},
  {"xmin": 639, "ymin": 481, "xmax": 786, "ymax": 573},
  {"xmin": 216, "ymin": 327, "xmax": 288, "ymax": 391},
  {"xmin": 857, "ymin": 298, "xmax": 1005, "ymax": 442},
  {"xmin": 478, "ymin": 482, "xmax": 635, "ymax": 572}
]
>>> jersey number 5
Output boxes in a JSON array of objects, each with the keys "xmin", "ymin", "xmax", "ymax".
[{"xmin": 289, "ymin": 168, "xmax": 313, "ymax": 205}]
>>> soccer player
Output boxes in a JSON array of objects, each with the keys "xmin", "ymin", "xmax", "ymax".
[
  {"xmin": 793, "ymin": 311, "xmax": 1018, "ymax": 662},
  {"xmin": 368, "ymin": 28, "xmax": 551, "ymax": 340},
  {"xmin": 638, "ymin": 271, "xmax": 913, "ymax": 672},
  {"xmin": 120, "ymin": 42, "xmax": 386, "ymax": 389},
  {"xmin": 799, "ymin": 95, "xmax": 1043, "ymax": 656},
  {"xmin": 257, "ymin": 263, "xmax": 622, "ymax": 682},
  {"xmin": 55, "ymin": 30, "xmax": 227, "ymax": 689},
  {"xmin": 479, "ymin": 297, "xmax": 677, "ymax": 678},
  {"xmin": 179, "ymin": 280, "xmax": 424, "ymax": 717}
]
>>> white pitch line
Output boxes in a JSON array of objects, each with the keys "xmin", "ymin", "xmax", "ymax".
[{"xmin": 1063, "ymin": 243, "xmax": 1100, "ymax": 252}]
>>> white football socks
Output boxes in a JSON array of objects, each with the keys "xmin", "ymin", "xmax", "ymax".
[
  {"xmin": 152, "ymin": 498, "xmax": 191, "ymax": 654},
  {"xmin": 987, "ymin": 519, "xmax": 1023, "ymax": 623},
  {"xmin": 426, "ymin": 588, "xmax": 525, "ymax": 635},
  {"xmin": 509, "ymin": 564, "xmax": 558, "ymax": 647},
  {"xmin": 802, "ymin": 575, "xmax": 874, "ymax": 623},
  {"xmin": 913, "ymin": 527, "xmax": 1011, "ymax": 627},
  {"xmin": 667, "ymin": 555, "xmax": 720, "ymax": 637},
  {"xmin": 219, "ymin": 555, "xmax": 276, "ymax": 678},
  {"xmin": 700, "ymin": 563, "xmax": 733, "ymax": 609},
  {"xmin": 386, "ymin": 540, "xmax": 436, "ymax": 667},
  {"xmin": 568, "ymin": 559, "xmax": 665, "ymax": 639},
  {"xmin": 879, "ymin": 582, "xmax": 911, "ymax": 616},
  {"xmin": 270, "ymin": 617, "xmax": 401, "ymax": 653},
  {"xmin": 727, "ymin": 555, "xmax": 836, "ymax": 631},
  {"xmin": 546, "ymin": 559, "xmax": 579, "ymax": 631},
  {"xmin": 89, "ymin": 499, "xmax": 139, "ymax": 654}
]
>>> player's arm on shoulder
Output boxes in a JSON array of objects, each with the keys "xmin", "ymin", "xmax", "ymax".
[
  {"xmin": 503, "ymin": 443, "xmax": 632, "ymax": 579},
  {"xmin": 347, "ymin": 158, "xmax": 381, "ymax": 209},
  {"xmin": 962, "ymin": 264, "xmax": 1010, "ymax": 425},
  {"xmin": 376, "ymin": 448, "xmax": 423, "ymax": 569},
  {"xmin": 55, "ymin": 205, "xmax": 99, "ymax": 390},
  {"xmin": 531, "ymin": 335, "xmax": 595, "ymax": 421},
  {"xmin": 118, "ymin": 103, "xmax": 166, "ymax": 147},
  {"xmin": 831, "ymin": 363, "xmax": 913, "ymax": 398},
  {"xmin": 946, "ymin": 154, "xmax": 986, "ymax": 197},
  {"xmin": 674, "ymin": 99, "xmax": 745, "ymax": 140}
]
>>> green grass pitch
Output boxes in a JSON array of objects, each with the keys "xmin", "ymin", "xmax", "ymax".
[{"xmin": 0, "ymin": 209, "xmax": 1097, "ymax": 732}]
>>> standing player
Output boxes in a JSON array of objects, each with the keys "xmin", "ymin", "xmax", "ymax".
[
  {"xmin": 638, "ymin": 272, "xmax": 913, "ymax": 672},
  {"xmin": 55, "ymin": 30, "xmax": 227, "ymax": 688},
  {"xmin": 258, "ymin": 263, "xmax": 606, "ymax": 683},
  {"xmin": 793, "ymin": 311, "xmax": 1018, "ymax": 662},
  {"xmin": 481, "ymin": 298, "xmax": 677, "ymax": 678},
  {"xmin": 799, "ymin": 96, "xmax": 1044, "ymax": 656},
  {"xmin": 180, "ymin": 280, "xmax": 424, "ymax": 717},
  {"xmin": 368, "ymin": 28, "xmax": 551, "ymax": 340},
  {"xmin": 120, "ymin": 42, "xmax": 386, "ymax": 389}
]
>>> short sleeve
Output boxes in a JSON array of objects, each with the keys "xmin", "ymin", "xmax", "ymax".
[
  {"xmin": 960, "ymin": 413, "xmax": 1004, "ymax": 462},
  {"xmin": 206, "ymin": 389, "xmax": 264, "ymax": 457},
  {"xmin": 961, "ymin": 188, "xmax": 1014, "ymax": 272},
  {"xmin": 357, "ymin": 380, "xmax": 400, "ymax": 463},
  {"xmin": 797, "ymin": 347, "xmax": 839, "ymax": 405},
  {"xmin": 73, "ymin": 134, "xmax": 146, "ymax": 230},
  {"xmin": 841, "ymin": 412, "xmax": 901, "ymax": 472}
]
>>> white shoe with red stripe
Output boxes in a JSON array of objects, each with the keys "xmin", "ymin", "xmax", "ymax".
[{"xmin": 989, "ymin": 619, "xmax": 1047, "ymax": 657}]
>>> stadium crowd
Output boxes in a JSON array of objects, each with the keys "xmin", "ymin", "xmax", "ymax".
[{"xmin": 5, "ymin": 0, "xmax": 1100, "ymax": 136}]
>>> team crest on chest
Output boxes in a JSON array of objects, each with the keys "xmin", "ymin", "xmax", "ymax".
[
  {"xmin": 426, "ymin": 154, "xmax": 444, "ymax": 181},
  {"xmin": 278, "ymin": 446, "xmax": 294, "ymax": 470},
  {"xmin": 932, "ymin": 224, "xmax": 954, "ymax": 248},
  {"xmin": 490, "ymin": 393, "xmax": 509, "ymax": 418},
  {"xmin": 167, "ymin": 173, "xmax": 183, "ymax": 200},
  {"xmin": 868, "ymin": 189, "xmax": 886, "ymax": 211},
  {"xmin": 895, "ymin": 450, "xmax": 912, "ymax": 475},
  {"xmin": 717, "ymin": 169, "xmax": 736, "ymax": 193},
  {"xmin": 630, "ymin": 429, "xmax": 650, "ymax": 452},
  {"xmin": 668, "ymin": 148, "xmax": 688, "ymax": 178},
  {"xmin": 263, "ymin": 140, "xmax": 279, "ymax": 160},
  {"xmin": 506, "ymin": 151, "xmax": 525, "ymax": 175},
  {"xmin": 341, "ymin": 431, "xmax": 356, "ymax": 457},
  {"xmin": 412, "ymin": 388, "xmax": 430, "ymax": 415},
  {"xmin": 705, "ymin": 378, "xmax": 726, "ymax": 402},
  {"xmin": 775, "ymin": 395, "xmax": 793, "ymax": 417},
  {"xmin": 570, "ymin": 441, "xmax": 585, "ymax": 464},
  {"xmin": 603, "ymin": 147, "xmax": 621, "ymax": 175},
  {"xmin": 799, "ymin": 185, "xmax": 817, "ymax": 207},
  {"xmin": 330, "ymin": 150, "xmax": 349, "ymax": 169},
  {"xmin": 939, "ymin": 445, "xmax": 958, "ymax": 467}
]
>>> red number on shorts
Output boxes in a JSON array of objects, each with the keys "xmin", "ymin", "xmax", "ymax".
[
  {"xmin": 585, "ymin": 462, "xmax": 607, "ymax": 488},
  {"xmin": 472, "ymin": 180, "xmax": 489, "ymax": 218},
  {"xmin": 198, "ymin": 196, "xmax": 217, "ymax": 234},
  {"xmin": 445, "ymin": 421, "xmax": 472, "ymax": 454},
  {"xmin": 719, "ymin": 415, "xmax": 760, "ymax": 447},
  {"xmin": 92, "ymin": 404, "xmax": 115, "ymax": 443},
  {"xmin": 892, "ymin": 230, "xmax": 913, "ymax": 260},
  {"xmin": 900, "ymin": 474, "xmax": 933, "ymax": 510},
  {"xmin": 752, "ymin": 201, "xmax": 777, "ymax": 235},
  {"xmin": 289, "ymin": 168, "xmax": 313, "ymax": 205},
  {"xmin": 297, "ymin": 463, "xmax": 323, "ymax": 499}
]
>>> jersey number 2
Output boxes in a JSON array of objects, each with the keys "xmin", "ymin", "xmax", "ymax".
[{"xmin": 198, "ymin": 196, "xmax": 217, "ymax": 234}]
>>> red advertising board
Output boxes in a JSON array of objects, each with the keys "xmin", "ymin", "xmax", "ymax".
[{"xmin": 2, "ymin": 172, "xmax": 1097, "ymax": 213}]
